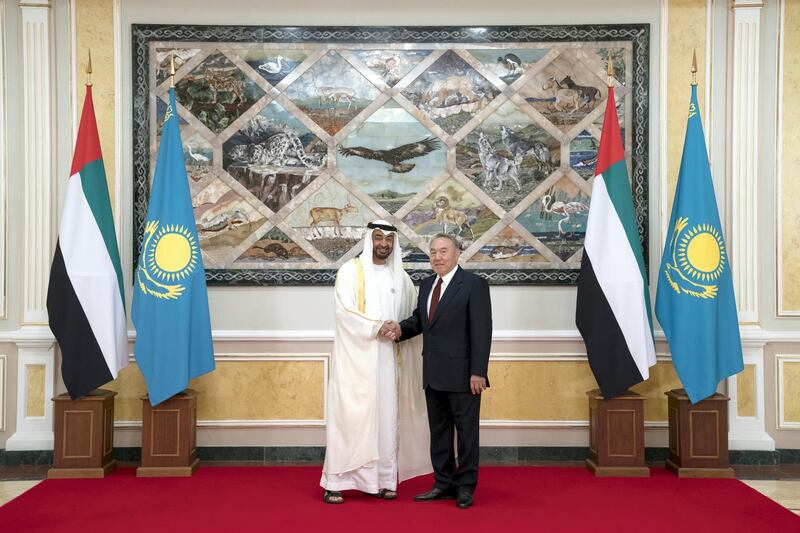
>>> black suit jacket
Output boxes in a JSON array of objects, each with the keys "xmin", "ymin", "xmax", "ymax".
[{"xmin": 399, "ymin": 266, "xmax": 492, "ymax": 392}]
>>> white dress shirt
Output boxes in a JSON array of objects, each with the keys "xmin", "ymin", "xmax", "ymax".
[{"xmin": 427, "ymin": 264, "xmax": 459, "ymax": 317}]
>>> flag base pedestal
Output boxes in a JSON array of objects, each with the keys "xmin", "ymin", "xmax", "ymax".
[
  {"xmin": 48, "ymin": 389, "xmax": 117, "ymax": 479},
  {"xmin": 585, "ymin": 389, "xmax": 650, "ymax": 477},
  {"xmin": 136, "ymin": 390, "xmax": 198, "ymax": 478},
  {"xmin": 665, "ymin": 389, "xmax": 734, "ymax": 478}
]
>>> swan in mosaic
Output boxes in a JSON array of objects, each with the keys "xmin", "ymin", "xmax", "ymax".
[{"xmin": 258, "ymin": 56, "xmax": 286, "ymax": 75}]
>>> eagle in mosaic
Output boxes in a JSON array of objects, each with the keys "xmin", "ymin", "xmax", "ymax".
[{"xmin": 338, "ymin": 136, "xmax": 441, "ymax": 174}]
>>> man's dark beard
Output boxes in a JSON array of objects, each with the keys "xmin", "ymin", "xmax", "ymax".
[{"xmin": 373, "ymin": 247, "xmax": 392, "ymax": 261}]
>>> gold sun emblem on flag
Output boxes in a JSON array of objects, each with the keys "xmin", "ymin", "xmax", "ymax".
[
  {"xmin": 136, "ymin": 220, "xmax": 199, "ymax": 299},
  {"xmin": 663, "ymin": 217, "xmax": 726, "ymax": 299}
]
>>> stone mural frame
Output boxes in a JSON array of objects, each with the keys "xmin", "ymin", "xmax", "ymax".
[{"xmin": 131, "ymin": 24, "xmax": 650, "ymax": 285}]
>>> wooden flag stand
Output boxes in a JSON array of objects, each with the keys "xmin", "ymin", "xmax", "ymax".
[
  {"xmin": 585, "ymin": 389, "xmax": 650, "ymax": 477},
  {"xmin": 665, "ymin": 388, "xmax": 734, "ymax": 478},
  {"xmin": 48, "ymin": 389, "xmax": 117, "ymax": 479},
  {"xmin": 136, "ymin": 390, "xmax": 199, "ymax": 477}
]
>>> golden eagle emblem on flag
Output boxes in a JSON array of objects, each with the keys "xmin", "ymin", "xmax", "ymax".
[
  {"xmin": 663, "ymin": 216, "xmax": 726, "ymax": 299},
  {"xmin": 136, "ymin": 220, "xmax": 199, "ymax": 300}
]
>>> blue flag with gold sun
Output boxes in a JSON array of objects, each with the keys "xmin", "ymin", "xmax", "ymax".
[
  {"xmin": 132, "ymin": 87, "xmax": 215, "ymax": 406},
  {"xmin": 655, "ymin": 84, "xmax": 743, "ymax": 404}
]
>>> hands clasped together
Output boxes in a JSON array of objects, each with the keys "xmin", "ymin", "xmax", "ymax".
[{"xmin": 379, "ymin": 320, "xmax": 401, "ymax": 341}]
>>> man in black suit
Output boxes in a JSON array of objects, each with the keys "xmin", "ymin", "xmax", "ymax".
[{"xmin": 383, "ymin": 233, "xmax": 492, "ymax": 509}]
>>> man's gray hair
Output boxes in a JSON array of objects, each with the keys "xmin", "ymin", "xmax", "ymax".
[{"xmin": 430, "ymin": 233, "xmax": 462, "ymax": 251}]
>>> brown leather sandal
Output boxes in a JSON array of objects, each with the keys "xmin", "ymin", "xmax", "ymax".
[
  {"xmin": 375, "ymin": 488, "xmax": 397, "ymax": 499},
  {"xmin": 324, "ymin": 490, "xmax": 344, "ymax": 504}
]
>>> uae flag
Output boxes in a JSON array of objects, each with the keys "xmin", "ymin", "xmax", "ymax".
[
  {"xmin": 47, "ymin": 85, "xmax": 128, "ymax": 399},
  {"xmin": 575, "ymin": 85, "xmax": 656, "ymax": 398}
]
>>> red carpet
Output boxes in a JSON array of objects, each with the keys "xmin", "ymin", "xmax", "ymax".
[{"xmin": 1, "ymin": 466, "xmax": 798, "ymax": 532}]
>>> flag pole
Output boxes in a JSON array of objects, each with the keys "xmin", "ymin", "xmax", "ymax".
[
  {"xmin": 691, "ymin": 48, "xmax": 698, "ymax": 86},
  {"xmin": 170, "ymin": 53, "xmax": 175, "ymax": 88},
  {"xmin": 86, "ymin": 49, "xmax": 92, "ymax": 87},
  {"xmin": 606, "ymin": 51, "xmax": 614, "ymax": 88}
]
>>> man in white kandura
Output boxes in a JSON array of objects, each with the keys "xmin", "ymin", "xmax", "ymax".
[{"xmin": 321, "ymin": 220, "xmax": 431, "ymax": 504}]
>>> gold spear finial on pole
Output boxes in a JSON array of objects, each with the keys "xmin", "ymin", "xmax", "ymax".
[
  {"xmin": 691, "ymin": 48, "xmax": 698, "ymax": 86},
  {"xmin": 606, "ymin": 51, "xmax": 614, "ymax": 87},
  {"xmin": 169, "ymin": 53, "xmax": 175, "ymax": 88},
  {"xmin": 86, "ymin": 49, "xmax": 93, "ymax": 87}
]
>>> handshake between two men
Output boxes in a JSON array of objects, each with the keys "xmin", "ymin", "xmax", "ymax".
[
  {"xmin": 379, "ymin": 320, "xmax": 401, "ymax": 341},
  {"xmin": 377, "ymin": 319, "xmax": 487, "ymax": 396}
]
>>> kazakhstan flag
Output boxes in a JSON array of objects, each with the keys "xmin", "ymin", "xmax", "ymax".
[
  {"xmin": 132, "ymin": 87, "xmax": 215, "ymax": 406},
  {"xmin": 655, "ymin": 85, "xmax": 743, "ymax": 404}
]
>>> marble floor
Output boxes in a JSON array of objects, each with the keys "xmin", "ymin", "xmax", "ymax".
[
  {"xmin": 1, "ymin": 464, "xmax": 799, "ymax": 518},
  {"xmin": 742, "ymin": 480, "xmax": 800, "ymax": 517}
]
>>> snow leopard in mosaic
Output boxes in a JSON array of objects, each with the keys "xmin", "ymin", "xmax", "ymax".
[
  {"xmin": 231, "ymin": 130, "xmax": 325, "ymax": 169},
  {"xmin": 230, "ymin": 130, "xmax": 325, "ymax": 168}
]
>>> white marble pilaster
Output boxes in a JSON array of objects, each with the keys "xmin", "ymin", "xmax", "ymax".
[
  {"xmin": 728, "ymin": 0, "xmax": 762, "ymax": 323},
  {"xmin": 20, "ymin": 0, "xmax": 54, "ymax": 325}
]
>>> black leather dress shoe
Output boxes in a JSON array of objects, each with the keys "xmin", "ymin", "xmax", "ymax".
[
  {"xmin": 456, "ymin": 490, "xmax": 473, "ymax": 509},
  {"xmin": 413, "ymin": 486, "xmax": 457, "ymax": 501}
]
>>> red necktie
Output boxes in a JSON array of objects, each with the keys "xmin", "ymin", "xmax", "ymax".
[{"xmin": 429, "ymin": 278, "xmax": 443, "ymax": 320}]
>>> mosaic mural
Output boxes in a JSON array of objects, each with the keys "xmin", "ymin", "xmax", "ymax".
[{"xmin": 133, "ymin": 25, "xmax": 649, "ymax": 284}]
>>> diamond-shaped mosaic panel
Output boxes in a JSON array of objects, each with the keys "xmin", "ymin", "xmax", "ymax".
[
  {"xmin": 570, "ymin": 130, "xmax": 598, "ymax": 180},
  {"xmin": 457, "ymin": 100, "xmax": 558, "ymax": 211},
  {"xmin": 468, "ymin": 226, "xmax": 547, "ymax": 264},
  {"xmin": 398, "ymin": 235, "xmax": 429, "ymax": 264},
  {"xmin": 155, "ymin": 48, "xmax": 201, "ymax": 86},
  {"xmin": 285, "ymin": 51, "xmax": 380, "ymax": 135},
  {"xmin": 236, "ymin": 49, "xmax": 310, "ymax": 86},
  {"xmin": 282, "ymin": 179, "xmax": 379, "ymax": 261},
  {"xmin": 401, "ymin": 51, "xmax": 501, "ymax": 136},
  {"xmin": 352, "ymin": 50, "xmax": 432, "ymax": 86},
  {"xmin": 183, "ymin": 134, "xmax": 213, "ymax": 182},
  {"xmin": 519, "ymin": 53, "xmax": 606, "ymax": 134},
  {"xmin": 402, "ymin": 177, "xmax": 499, "ymax": 248},
  {"xmin": 175, "ymin": 51, "xmax": 266, "ymax": 134},
  {"xmin": 467, "ymin": 48, "xmax": 549, "ymax": 85},
  {"xmin": 223, "ymin": 101, "xmax": 326, "ymax": 212},
  {"xmin": 516, "ymin": 177, "xmax": 590, "ymax": 261},
  {"xmin": 338, "ymin": 101, "xmax": 445, "ymax": 213},
  {"xmin": 193, "ymin": 178, "xmax": 267, "ymax": 266},
  {"xmin": 236, "ymin": 226, "xmax": 315, "ymax": 264},
  {"xmin": 583, "ymin": 47, "xmax": 627, "ymax": 86}
]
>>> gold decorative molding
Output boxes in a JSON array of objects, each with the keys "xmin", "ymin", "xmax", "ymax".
[
  {"xmin": 464, "ymin": 357, "xmax": 679, "ymax": 422},
  {"xmin": 777, "ymin": 0, "xmax": 800, "ymax": 315},
  {"xmin": 25, "ymin": 364, "xmax": 45, "ymax": 418},
  {"xmin": 0, "ymin": 354, "xmax": 6, "ymax": 431},
  {"xmin": 736, "ymin": 364, "xmax": 756, "ymax": 417},
  {"xmin": 776, "ymin": 354, "xmax": 800, "ymax": 429},
  {"xmin": 107, "ymin": 356, "xmax": 328, "ymax": 422}
]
